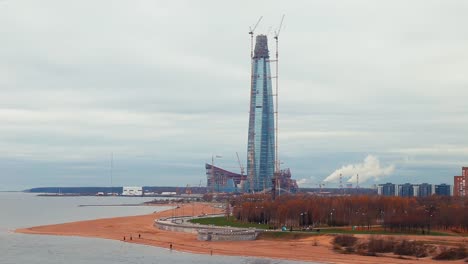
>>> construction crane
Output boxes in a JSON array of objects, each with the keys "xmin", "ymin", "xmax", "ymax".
[
  {"xmin": 272, "ymin": 15, "xmax": 285, "ymax": 201},
  {"xmin": 236, "ymin": 152, "xmax": 245, "ymax": 176},
  {"xmin": 274, "ymin": 15, "xmax": 285, "ymax": 40},
  {"xmin": 318, "ymin": 182, "xmax": 326, "ymax": 193},
  {"xmin": 185, "ymin": 184, "xmax": 192, "ymax": 195},
  {"xmin": 249, "ymin": 16, "xmax": 263, "ymax": 58},
  {"xmin": 274, "ymin": 14, "xmax": 284, "ymax": 175},
  {"xmin": 247, "ymin": 16, "xmax": 262, "ymax": 194}
]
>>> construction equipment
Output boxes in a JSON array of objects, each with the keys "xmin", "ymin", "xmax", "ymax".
[
  {"xmin": 272, "ymin": 15, "xmax": 285, "ymax": 201},
  {"xmin": 247, "ymin": 17, "xmax": 262, "ymax": 194},
  {"xmin": 249, "ymin": 16, "xmax": 263, "ymax": 58},
  {"xmin": 236, "ymin": 152, "xmax": 245, "ymax": 176},
  {"xmin": 273, "ymin": 14, "xmax": 284, "ymax": 175},
  {"xmin": 319, "ymin": 182, "xmax": 326, "ymax": 193}
]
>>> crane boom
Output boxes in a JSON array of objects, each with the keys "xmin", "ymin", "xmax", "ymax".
[
  {"xmin": 249, "ymin": 16, "xmax": 263, "ymax": 35},
  {"xmin": 249, "ymin": 16, "xmax": 263, "ymax": 58},
  {"xmin": 274, "ymin": 14, "xmax": 285, "ymax": 39}
]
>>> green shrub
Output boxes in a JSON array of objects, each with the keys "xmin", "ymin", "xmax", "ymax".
[
  {"xmin": 344, "ymin": 246, "xmax": 355, "ymax": 253},
  {"xmin": 393, "ymin": 240, "xmax": 428, "ymax": 258},
  {"xmin": 333, "ymin": 235, "xmax": 358, "ymax": 247},
  {"xmin": 433, "ymin": 245, "xmax": 467, "ymax": 260},
  {"xmin": 367, "ymin": 236, "xmax": 396, "ymax": 253}
]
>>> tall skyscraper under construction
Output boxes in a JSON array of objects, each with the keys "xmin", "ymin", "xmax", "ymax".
[{"xmin": 245, "ymin": 35, "xmax": 275, "ymax": 192}]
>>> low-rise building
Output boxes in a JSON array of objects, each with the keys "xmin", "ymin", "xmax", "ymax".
[{"xmin": 122, "ymin": 186, "xmax": 143, "ymax": 196}]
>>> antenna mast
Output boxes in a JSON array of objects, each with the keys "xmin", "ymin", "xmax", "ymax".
[{"xmin": 110, "ymin": 152, "xmax": 114, "ymax": 195}]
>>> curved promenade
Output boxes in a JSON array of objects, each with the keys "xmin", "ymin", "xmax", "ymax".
[{"xmin": 154, "ymin": 214, "xmax": 259, "ymax": 241}]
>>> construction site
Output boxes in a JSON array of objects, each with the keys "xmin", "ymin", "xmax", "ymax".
[{"xmin": 205, "ymin": 16, "xmax": 298, "ymax": 195}]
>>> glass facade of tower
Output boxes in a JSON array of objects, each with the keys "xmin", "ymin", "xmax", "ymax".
[{"xmin": 246, "ymin": 35, "xmax": 275, "ymax": 192}]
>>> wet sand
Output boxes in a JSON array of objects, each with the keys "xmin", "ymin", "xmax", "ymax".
[{"xmin": 16, "ymin": 203, "xmax": 466, "ymax": 263}]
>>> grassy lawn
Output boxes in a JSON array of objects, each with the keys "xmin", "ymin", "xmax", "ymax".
[
  {"xmin": 311, "ymin": 228, "xmax": 453, "ymax": 236},
  {"xmin": 258, "ymin": 229, "xmax": 455, "ymax": 240},
  {"xmin": 258, "ymin": 231, "xmax": 319, "ymax": 240},
  {"xmin": 189, "ymin": 216, "xmax": 456, "ymax": 237},
  {"xmin": 189, "ymin": 216, "xmax": 271, "ymax": 229}
]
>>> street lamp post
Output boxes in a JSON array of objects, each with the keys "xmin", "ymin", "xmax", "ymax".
[
  {"xmin": 172, "ymin": 204, "xmax": 175, "ymax": 223},
  {"xmin": 300, "ymin": 213, "xmax": 303, "ymax": 228},
  {"xmin": 330, "ymin": 209, "xmax": 335, "ymax": 226},
  {"xmin": 425, "ymin": 205, "xmax": 435, "ymax": 234},
  {"xmin": 300, "ymin": 212, "xmax": 307, "ymax": 229},
  {"xmin": 304, "ymin": 211, "xmax": 308, "ymax": 228}
]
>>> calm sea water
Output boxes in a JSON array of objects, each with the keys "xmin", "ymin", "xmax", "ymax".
[{"xmin": 0, "ymin": 193, "xmax": 314, "ymax": 264}]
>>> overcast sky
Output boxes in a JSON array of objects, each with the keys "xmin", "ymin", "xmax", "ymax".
[{"xmin": 1, "ymin": 0, "xmax": 468, "ymax": 190}]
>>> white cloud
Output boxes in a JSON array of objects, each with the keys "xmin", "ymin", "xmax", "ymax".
[
  {"xmin": 282, "ymin": 130, "xmax": 372, "ymax": 139},
  {"xmin": 324, "ymin": 155, "xmax": 395, "ymax": 184},
  {"xmin": 392, "ymin": 145, "xmax": 468, "ymax": 156}
]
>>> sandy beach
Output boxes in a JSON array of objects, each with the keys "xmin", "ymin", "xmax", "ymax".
[{"xmin": 16, "ymin": 202, "xmax": 466, "ymax": 264}]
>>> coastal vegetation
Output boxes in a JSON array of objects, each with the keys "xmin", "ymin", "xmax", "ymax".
[
  {"xmin": 331, "ymin": 234, "xmax": 467, "ymax": 260},
  {"xmin": 229, "ymin": 194, "xmax": 468, "ymax": 235}
]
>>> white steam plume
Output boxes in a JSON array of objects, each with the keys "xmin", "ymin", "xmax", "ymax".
[
  {"xmin": 324, "ymin": 155, "xmax": 395, "ymax": 184},
  {"xmin": 296, "ymin": 178, "xmax": 308, "ymax": 186}
]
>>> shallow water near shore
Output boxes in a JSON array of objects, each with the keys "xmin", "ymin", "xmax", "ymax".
[{"xmin": 1, "ymin": 192, "xmax": 313, "ymax": 264}]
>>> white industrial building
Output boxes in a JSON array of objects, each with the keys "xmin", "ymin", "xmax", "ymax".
[{"xmin": 122, "ymin": 186, "xmax": 143, "ymax": 196}]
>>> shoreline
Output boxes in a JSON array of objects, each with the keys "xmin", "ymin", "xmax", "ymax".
[{"xmin": 15, "ymin": 203, "xmax": 466, "ymax": 263}]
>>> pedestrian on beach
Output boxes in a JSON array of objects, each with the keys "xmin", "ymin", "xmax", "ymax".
[
  {"xmin": 130, "ymin": 236, "xmax": 132, "ymax": 241},
  {"xmin": 170, "ymin": 243, "xmax": 173, "ymax": 250},
  {"xmin": 138, "ymin": 233, "xmax": 141, "ymax": 239},
  {"xmin": 123, "ymin": 236, "xmax": 126, "ymax": 241}
]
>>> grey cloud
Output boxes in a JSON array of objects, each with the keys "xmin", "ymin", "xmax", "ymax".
[{"xmin": 1, "ymin": 0, "xmax": 468, "ymax": 189}]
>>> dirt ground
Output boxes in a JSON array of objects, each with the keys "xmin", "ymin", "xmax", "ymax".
[{"xmin": 16, "ymin": 202, "xmax": 467, "ymax": 264}]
